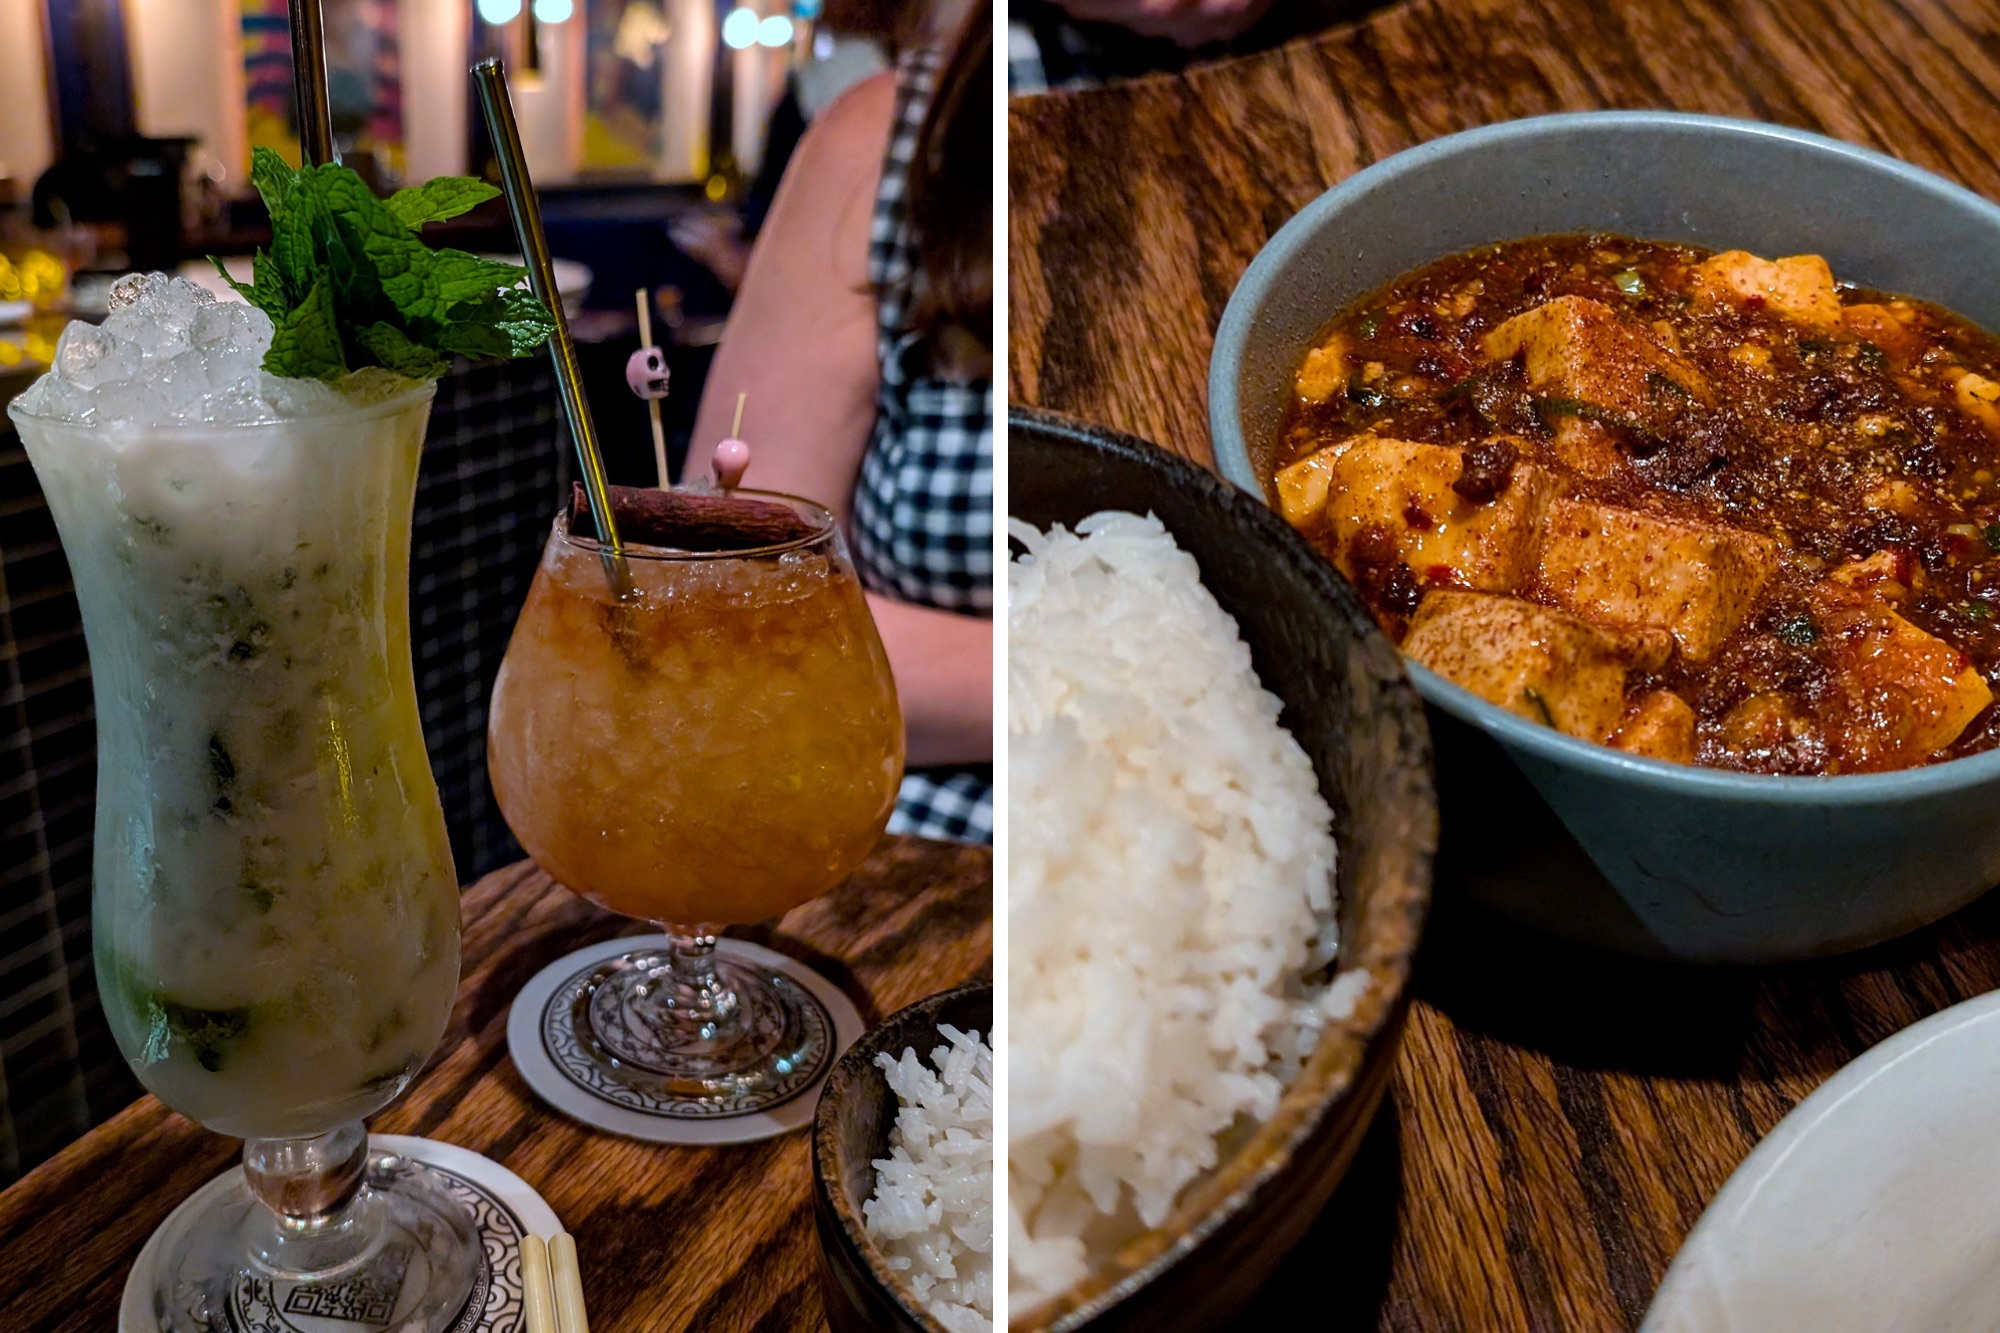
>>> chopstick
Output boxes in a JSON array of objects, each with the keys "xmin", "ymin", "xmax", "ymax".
[
  {"xmin": 522, "ymin": 1229, "xmax": 591, "ymax": 1333},
  {"xmin": 551, "ymin": 1230, "xmax": 590, "ymax": 1333},
  {"xmin": 523, "ymin": 1235, "xmax": 557, "ymax": 1333}
]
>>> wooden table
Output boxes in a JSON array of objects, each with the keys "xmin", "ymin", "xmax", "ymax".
[
  {"xmin": 1010, "ymin": 3, "xmax": 2000, "ymax": 1326},
  {"xmin": 0, "ymin": 837, "xmax": 991, "ymax": 1333}
]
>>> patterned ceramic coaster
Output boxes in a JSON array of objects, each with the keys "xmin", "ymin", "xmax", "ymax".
[
  {"xmin": 120, "ymin": 1135, "xmax": 561, "ymax": 1333},
  {"xmin": 508, "ymin": 935, "xmax": 864, "ymax": 1145}
]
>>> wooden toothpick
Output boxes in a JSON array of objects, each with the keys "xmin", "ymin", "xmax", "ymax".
[
  {"xmin": 730, "ymin": 392, "xmax": 746, "ymax": 440},
  {"xmin": 635, "ymin": 287, "xmax": 670, "ymax": 489}
]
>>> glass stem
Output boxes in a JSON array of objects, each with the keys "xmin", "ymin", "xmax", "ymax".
[
  {"xmin": 654, "ymin": 925, "xmax": 746, "ymax": 1049},
  {"xmin": 241, "ymin": 1121, "xmax": 380, "ymax": 1277}
]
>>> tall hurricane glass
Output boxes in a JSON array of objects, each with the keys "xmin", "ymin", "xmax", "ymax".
[
  {"xmin": 487, "ymin": 499, "xmax": 903, "ymax": 1114},
  {"xmin": 11, "ymin": 380, "xmax": 479, "ymax": 1330}
]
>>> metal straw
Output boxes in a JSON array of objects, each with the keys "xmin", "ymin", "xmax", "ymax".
[
  {"xmin": 472, "ymin": 58, "xmax": 628, "ymax": 585},
  {"xmin": 289, "ymin": 0, "xmax": 336, "ymax": 166}
]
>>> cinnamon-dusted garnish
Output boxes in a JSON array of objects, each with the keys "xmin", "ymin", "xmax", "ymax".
[{"xmin": 568, "ymin": 482, "xmax": 819, "ymax": 552}]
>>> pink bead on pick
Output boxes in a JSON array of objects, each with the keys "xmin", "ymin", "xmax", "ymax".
[
  {"xmin": 713, "ymin": 438, "xmax": 751, "ymax": 492},
  {"xmin": 625, "ymin": 346, "xmax": 670, "ymax": 400}
]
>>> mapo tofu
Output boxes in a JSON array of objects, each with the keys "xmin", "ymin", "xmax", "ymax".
[{"xmin": 1275, "ymin": 234, "xmax": 2000, "ymax": 774}]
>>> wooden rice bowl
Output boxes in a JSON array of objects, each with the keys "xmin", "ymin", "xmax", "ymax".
[{"xmin": 1008, "ymin": 407, "xmax": 1437, "ymax": 1331}]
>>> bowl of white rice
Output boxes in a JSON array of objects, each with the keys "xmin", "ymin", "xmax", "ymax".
[
  {"xmin": 1008, "ymin": 407, "xmax": 1436, "ymax": 1331},
  {"xmin": 813, "ymin": 981, "xmax": 993, "ymax": 1333}
]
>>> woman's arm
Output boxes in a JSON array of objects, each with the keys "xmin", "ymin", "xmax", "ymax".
[
  {"xmin": 868, "ymin": 594, "xmax": 992, "ymax": 767},
  {"xmin": 692, "ymin": 71, "xmax": 993, "ymax": 770},
  {"xmin": 691, "ymin": 73, "xmax": 895, "ymax": 520}
]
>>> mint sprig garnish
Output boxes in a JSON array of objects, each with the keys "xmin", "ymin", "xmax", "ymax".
[{"xmin": 212, "ymin": 147, "xmax": 556, "ymax": 382}]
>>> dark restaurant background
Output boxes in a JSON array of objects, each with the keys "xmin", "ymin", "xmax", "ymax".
[{"xmin": 0, "ymin": 0, "xmax": 951, "ymax": 1185}]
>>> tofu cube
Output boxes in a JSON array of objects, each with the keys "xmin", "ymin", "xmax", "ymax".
[
  {"xmin": 1482, "ymin": 295, "xmax": 1707, "ymax": 421},
  {"xmin": 1611, "ymin": 690, "xmax": 1698, "ymax": 764},
  {"xmin": 1295, "ymin": 336, "xmax": 1348, "ymax": 403},
  {"xmin": 1811, "ymin": 586, "xmax": 1993, "ymax": 768},
  {"xmin": 1535, "ymin": 498, "xmax": 1780, "ymax": 663},
  {"xmin": 1548, "ymin": 416, "xmax": 1626, "ymax": 479},
  {"xmin": 1862, "ymin": 476, "xmax": 1922, "ymax": 516},
  {"xmin": 1841, "ymin": 302, "xmax": 1920, "ymax": 360},
  {"xmin": 1403, "ymin": 590, "xmax": 1671, "ymax": 744},
  {"xmin": 1716, "ymin": 691, "xmax": 1824, "ymax": 766},
  {"xmin": 1274, "ymin": 438, "xmax": 1356, "ymax": 528},
  {"xmin": 1690, "ymin": 251, "xmax": 1842, "ymax": 328},
  {"xmin": 1303, "ymin": 437, "xmax": 1553, "ymax": 592},
  {"xmin": 1950, "ymin": 368, "xmax": 2000, "ymax": 439},
  {"xmin": 1828, "ymin": 549, "xmax": 1915, "ymax": 605}
]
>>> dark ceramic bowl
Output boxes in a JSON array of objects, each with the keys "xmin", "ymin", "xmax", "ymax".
[
  {"xmin": 1210, "ymin": 111, "xmax": 2000, "ymax": 963},
  {"xmin": 812, "ymin": 981, "xmax": 992, "ymax": 1333},
  {"xmin": 1008, "ymin": 406, "xmax": 1437, "ymax": 1332}
]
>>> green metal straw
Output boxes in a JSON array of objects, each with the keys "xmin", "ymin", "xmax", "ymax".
[
  {"xmin": 289, "ymin": 0, "xmax": 336, "ymax": 166},
  {"xmin": 471, "ymin": 58, "xmax": 628, "ymax": 586}
]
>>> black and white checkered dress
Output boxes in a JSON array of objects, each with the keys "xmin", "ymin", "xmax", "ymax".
[{"xmin": 851, "ymin": 49, "xmax": 994, "ymax": 844}]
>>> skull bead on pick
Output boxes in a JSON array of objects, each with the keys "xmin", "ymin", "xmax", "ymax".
[{"xmin": 625, "ymin": 346, "xmax": 671, "ymax": 400}]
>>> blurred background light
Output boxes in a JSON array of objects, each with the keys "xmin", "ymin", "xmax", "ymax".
[
  {"xmin": 721, "ymin": 7, "xmax": 758, "ymax": 48},
  {"xmin": 476, "ymin": 0, "xmax": 523, "ymax": 23},
  {"xmin": 755, "ymin": 15, "xmax": 792, "ymax": 46},
  {"xmin": 533, "ymin": 0, "xmax": 573, "ymax": 21}
]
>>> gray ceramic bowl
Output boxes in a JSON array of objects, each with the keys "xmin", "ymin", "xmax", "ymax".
[{"xmin": 1210, "ymin": 111, "xmax": 2000, "ymax": 964}]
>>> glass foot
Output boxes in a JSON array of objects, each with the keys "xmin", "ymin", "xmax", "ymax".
[
  {"xmin": 147, "ymin": 1150, "xmax": 483, "ymax": 1333},
  {"xmin": 550, "ymin": 946, "xmax": 835, "ymax": 1118}
]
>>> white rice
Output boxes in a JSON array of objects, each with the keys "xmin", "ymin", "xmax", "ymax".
[
  {"xmin": 1007, "ymin": 511, "xmax": 1356, "ymax": 1311},
  {"xmin": 865, "ymin": 1025, "xmax": 993, "ymax": 1332}
]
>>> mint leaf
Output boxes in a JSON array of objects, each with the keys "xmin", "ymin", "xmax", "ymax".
[
  {"xmin": 385, "ymin": 177, "xmax": 499, "ymax": 230},
  {"xmin": 157, "ymin": 999, "xmax": 253, "ymax": 1072},
  {"xmin": 309, "ymin": 167, "xmax": 420, "ymax": 309},
  {"xmin": 308, "ymin": 189, "xmax": 389, "ymax": 325},
  {"xmin": 356, "ymin": 322, "xmax": 449, "ymax": 379},
  {"xmin": 247, "ymin": 253, "xmax": 293, "ymax": 318},
  {"xmin": 494, "ymin": 287, "xmax": 557, "ymax": 354},
  {"xmin": 250, "ymin": 146, "xmax": 296, "ymax": 227},
  {"xmin": 362, "ymin": 246, "xmax": 523, "ymax": 327},
  {"xmin": 432, "ymin": 289, "xmax": 556, "ymax": 359},
  {"xmin": 267, "ymin": 278, "xmax": 348, "ymax": 380},
  {"xmin": 268, "ymin": 206, "xmax": 318, "ymax": 306},
  {"xmin": 209, "ymin": 255, "xmax": 282, "ymax": 320},
  {"xmin": 431, "ymin": 304, "xmax": 513, "ymax": 360},
  {"xmin": 231, "ymin": 152, "xmax": 554, "ymax": 381},
  {"xmin": 427, "ymin": 249, "xmax": 533, "ymax": 310}
]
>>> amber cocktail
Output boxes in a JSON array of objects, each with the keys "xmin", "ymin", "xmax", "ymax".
[{"xmin": 488, "ymin": 494, "xmax": 901, "ymax": 1110}]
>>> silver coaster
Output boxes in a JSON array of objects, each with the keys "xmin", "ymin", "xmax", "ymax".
[
  {"xmin": 508, "ymin": 935, "xmax": 864, "ymax": 1145},
  {"xmin": 120, "ymin": 1135, "xmax": 561, "ymax": 1333}
]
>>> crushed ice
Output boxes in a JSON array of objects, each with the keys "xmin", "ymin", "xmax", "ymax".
[{"xmin": 12, "ymin": 274, "xmax": 380, "ymax": 427}]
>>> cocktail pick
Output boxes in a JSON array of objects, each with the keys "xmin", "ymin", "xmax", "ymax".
[
  {"xmin": 628, "ymin": 287, "xmax": 671, "ymax": 489},
  {"xmin": 715, "ymin": 392, "xmax": 750, "ymax": 491},
  {"xmin": 473, "ymin": 58, "xmax": 629, "ymax": 593},
  {"xmin": 713, "ymin": 438, "xmax": 751, "ymax": 492},
  {"xmin": 289, "ymin": 0, "xmax": 336, "ymax": 166}
]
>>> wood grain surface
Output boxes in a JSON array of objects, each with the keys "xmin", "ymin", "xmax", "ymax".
[
  {"xmin": 1010, "ymin": 2, "xmax": 2000, "ymax": 1327},
  {"xmin": 0, "ymin": 837, "xmax": 992, "ymax": 1333}
]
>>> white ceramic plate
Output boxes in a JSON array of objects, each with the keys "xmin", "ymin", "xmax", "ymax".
[{"xmin": 1644, "ymin": 989, "xmax": 2000, "ymax": 1332}]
